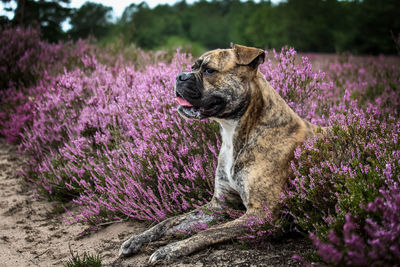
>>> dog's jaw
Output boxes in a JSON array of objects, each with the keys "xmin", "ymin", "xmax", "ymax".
[{"xmin": 176, "ymin": 105, "xmax": 204, "ymax": 120}]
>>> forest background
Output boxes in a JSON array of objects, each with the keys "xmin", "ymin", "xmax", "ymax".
[{"xmin": 1, "ymin": 0, "xmax": 399, "ymax": 55}]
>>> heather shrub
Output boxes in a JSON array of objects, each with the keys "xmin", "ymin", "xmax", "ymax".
[
  {"xmin": 282, "ymin": 57, "xmax": 400, "ymax": 265},
  {"xmin": 299, "ymin": 114, "xmax": 400, "ymax": 266},
  {"xmin": 21, "ymin": 52, "xmax": 219, "ymax": 223},
  {"xmin": 0, "ymin": 26, "xmax": 94, "ymax": 143},
  {"xmin": 310, "ymin": 184, "xmax": 400, "ymax": 266},
  {"xmin": 0, "ymin": 26, "xmax": 92, "ymax": 90},
  {"xmin": 260, "ymin": 47, "xmax": 334, "ymax": 125},
  {"xmin": 326, "ymin": 54, "xmax": 400, "ymax": 113},
  {"xmin": 0, "ymin": 27, "xmax": 186, "ymax": 144},
  {"xmin": 286, "ymin": 106, "xmax": 398, "ymax": 221},
  {"xmin": 96, "ymin": 38, "xmax": 171, "ymax": 69},
  {"xmin": 0, "ymin": 26, "xmax": 47, "ymax": 90}
]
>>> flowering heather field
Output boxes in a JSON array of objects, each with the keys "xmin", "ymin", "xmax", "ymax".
[{"xmin": 1, "ymin": 27, "xmax": 399, "ymax": 266}]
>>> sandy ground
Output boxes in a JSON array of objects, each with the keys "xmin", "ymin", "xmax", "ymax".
[{"xmin": 0, "ymin": 140, "xmax": 313, "ymax": 266}]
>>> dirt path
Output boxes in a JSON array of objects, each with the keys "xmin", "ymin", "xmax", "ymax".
[{"xmin": 0, "ymin": 140, "xmax": 312, "ymax": 266}]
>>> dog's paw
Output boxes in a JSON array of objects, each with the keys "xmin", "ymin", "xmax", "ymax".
[
  {"xmin": 119, "ymin": 235, "xmax": 143, "ymax": 257},
  {"xmin": 148, "ymin": 243, "xmax": 177, "ymax": 264}
]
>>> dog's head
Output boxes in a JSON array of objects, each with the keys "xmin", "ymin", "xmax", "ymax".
[{"xmin": 175, "ymin": 44, "xmax": 265, "ymax": 120}]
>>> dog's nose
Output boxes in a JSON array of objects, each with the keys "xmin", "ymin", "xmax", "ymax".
[{"xmin": 177, "ymin": 72, "xmax": 191, "ymax": 82}]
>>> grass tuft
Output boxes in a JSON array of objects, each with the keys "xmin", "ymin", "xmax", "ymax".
[{"xmin": 65, "ymin": 244, "xmax": 102, "ymax": 267}]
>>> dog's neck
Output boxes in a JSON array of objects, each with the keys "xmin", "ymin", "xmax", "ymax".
[{"xmin": 255, "ymin": 72, "xmax": 301, "ymax": 126}]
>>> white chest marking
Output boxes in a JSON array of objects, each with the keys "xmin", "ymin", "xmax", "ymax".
[{"xmin": 218, "ymin": 119, "xmax": 237, "ymax": 189}]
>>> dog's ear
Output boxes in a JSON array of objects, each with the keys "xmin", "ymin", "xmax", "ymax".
[{"xmin": 233, "ymin": 44, "xmax": 265, "ymax": 68}]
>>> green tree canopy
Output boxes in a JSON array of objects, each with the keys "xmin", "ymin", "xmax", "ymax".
[
  {"xmin": 2, "ymin": 0, "xmax": 399, "ymax": 54},
  {"xmin": 3, "ymin": 0, "xmax": 71, "ymax": 42},
  {"xmin": 116, "ymin": 0, "xmax": 400, "ymax": 54},
  {"xmin": 68, "ymin": 2, "xmax": 113, "ymax": 41}
]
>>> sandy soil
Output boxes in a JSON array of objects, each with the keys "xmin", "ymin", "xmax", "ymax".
[{"xmin": 0, "ymin": 140, "xmax": 313, "ymax": 266}]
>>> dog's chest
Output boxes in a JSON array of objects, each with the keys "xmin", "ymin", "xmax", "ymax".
[{"xmin": 218, "ymin": 120, "xmax": 239, "ymax": 190}]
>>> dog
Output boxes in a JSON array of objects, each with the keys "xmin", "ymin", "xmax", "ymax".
[{"xmin": 119, "ymin": 44, "xmax": 324, "ymax": 263}]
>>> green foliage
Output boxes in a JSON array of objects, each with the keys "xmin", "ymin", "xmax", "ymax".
[
  {"xmin": 68, "ymin": 2, "xmax": 113, "ymax": 41},
  {"xmin": 11, "ymin": 0, "xmax": 71, "ymax": 42},
  {"xmin": 3, "ymin": 0, "xmax": 399, "ymax": 53},
  {"xmin": 114, "ymin": 0, "xmax": 400, "ymax": 54},
  {"xmin": 160, "ymin": 36, "xmax": 206, "ymax": 57}
]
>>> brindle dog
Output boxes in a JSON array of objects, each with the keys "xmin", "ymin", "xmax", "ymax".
[{"xmin": 119, "ymin": 44, "xmax": 325, "ymax": 263}]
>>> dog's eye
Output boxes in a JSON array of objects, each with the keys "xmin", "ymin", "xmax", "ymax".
[{"xmin": 203, "ymin": 67, "xmax": 217, "ymax": 74}]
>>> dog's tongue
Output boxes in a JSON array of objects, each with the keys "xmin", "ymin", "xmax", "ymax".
[{"xmin": 175, "ymin": 97, "xmax": 193, "ymax": 107}]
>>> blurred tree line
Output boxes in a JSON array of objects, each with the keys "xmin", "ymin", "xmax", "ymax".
[{"xmin": 1, "ymin": 0, "xmax": 399, "ymax": 54}]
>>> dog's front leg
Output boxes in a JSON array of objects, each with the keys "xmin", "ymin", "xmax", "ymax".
[
  {"xmin": 119, "ymin": 203, "xmax": 217, "ymax": 256},
  {"xmin": 148, "ymin": 213, "xmax": 256, "ymax": 263}
]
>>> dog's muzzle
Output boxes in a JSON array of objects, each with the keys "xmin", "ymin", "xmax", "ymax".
[
  {"xmin": 175, "ymin": 72, "xmax": 204, "ymax": 120},
  {"xmin": 174, "ymin": 72, "xmax": 225, "ymax": 120},
  {"xmin": 176, "ymin": 72, "xmax": 201, "ymax": 99}
]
